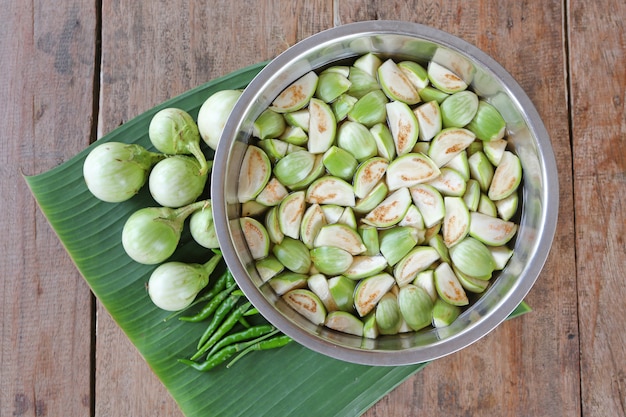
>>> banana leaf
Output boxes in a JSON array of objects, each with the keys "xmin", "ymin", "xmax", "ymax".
[{"xmin": 25, "ymin": 61, "xmax": 531, "ymax": 417}]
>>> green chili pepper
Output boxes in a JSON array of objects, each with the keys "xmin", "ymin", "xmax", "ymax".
[
  {"xmin": 206, "ymin": 324, "xmax": 275, "ymax": 358},
  {"xmin": 227, "ymin": 334, "xmax": 293, "ymax": 368},
  {"xmin": 243, "ymin": 307, "xmax": 260, "ymax": 316},
  {"xmin": 238, "ymin": 316, "xmax": 252, "ymax": 329},
  {"xmin": 178, "ymin": 345, "xmax": 240, "ymax": 372},
  {"xmin": 201, "ymin": 269, "xmax": 230, "ymax": 299},
  {"xmin": 192, "ymin": 301, "xmax": 252, "ymax": 360},
  {"xmin": 194, "ymin": 293, "xmax": 241, "ymax": 351},
  {"xmin": 180, "ymin": 281, "xmax": 237, "ymax": 323},
  {"xmin": 179, "ymin": 329, "xmax": 280, "ymax": 372},
  {"xmin": 226, "ymin": 270, "xmax": 236, "ymax": 287}
]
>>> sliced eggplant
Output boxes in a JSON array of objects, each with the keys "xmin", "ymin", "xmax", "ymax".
[
  {"xmin": 409, "ymin": 184, "xmax": 445, "ymax": 228},
  {"xmin": 308, "ymin": 273, "xmax": 338, "ymax": 312},
  {"xmin": 399, "ymin": 204, "xmax": 426, "ymax": 231},
  {"xmin": 495, "ymin": 192, "xmax": 519, "ymax": 221},
  {"xmin": 375, "ymin": 292, "xmax": 403, "ymax": 335},
  {"xmin": 465, "ymin": 100, "xmax": 506, "ymax": 142},
  {"xmin": 449, "ymin": 237, "xmax": 496, "ymax": 278},
  {"xmin": 270, "ymin": 71, "xmax": 318, "ymax": 113},
  {"xmin": 313, "ymin": 223, "xmax": 366, "ymax": 255},
  {"xmin": 432, "ymin": 298, "xmax": 461, "ymax": 328},
  {"xmin": 272, "ymin": 236, "xmax": 311, "ymax": 274},
  {"xmin": 489, "ymin": 245, "xmax": 514, "ymax": 270},
  {"xmin": 343, "ymin": 255, "xmax": 389, "ymax": 280},
  {"xmin": 337, "ymin": 206, "xmax": 357, "ymax": 230},
  {"xmin": 277, "ymin": 190, "xmax": 305, "ymax": 239},
  {"xmin": 427, "ymin": 61, "xmax": 468, "ymax": 94},
  {"xmin": 397, "ymin": 284, "xmax": 434, "ymax": 331},
  {"xmin": 354, "ymin": 181, "xmax": 388, "ymax": 214},
  {"xmin": 354, "ymin": 273, "xmax": 396, "ymax": 317},
  {"xmin": 433, "ymin": 262, "xmax": 469, "ymax": 306},
  {"xmin": 282, "ymin": 288, "xmax": 327, "ymax": 325},
  {"xmin": 325, "ymin": 311, "xmax": 364, "ymax": 336},
  {"xmin": 322, "ymin": 146, "xmax": 358, "ymax": 181},
  {"xmin": 378, "ymin": 59, "xmax": 421, "ymax": 104},
  {"xmin": 393, "ymin": 246, "xmax": 441, "ymax": 287},
  {"xmin": 412, "ymin": 269, "xmax": 438, "ymax": 302},
  {"xmin": 255, "ymin": 255, "xmax": 284, "ymax": 283},
  {"xmin": 300, "ymin": 203, "xmax": 326, "ymax": 249},
  {"xmin": 370, "ymin": 122, "xmax": 396, "ymax": 160},
  {"xmin": 283, "ymin": 108, "xmax": 310, "ymax": 131},
  {"xmin": 256, "ymin": 177, "xmax": 289, "ymax": 207},
  {"xmin": 328, "ymin": 275, "xmax": 357, "ymax": 313},
  {"xmin": 253, "ymin": 108, "xmax": 286, "ymax": 140},
  {"xmin": 315, "ymin": 71, "xmax": 351, "ymax": 104},
  {"xmin": 414, "ymin": 100, "xmax": 442, "ymax": 142},
  {"xmin": 306, "ymin": 176, "xmax": 356, "ymax": 207},
  {"xmin": 454, "ymin": 265, "xmax": 490, "ymax": 293},
  {"xmin": 348, "ymin": 90, "xmax": 388, "ymax": 127},
  {"xmin": 269, "ymin": 272, "xmax": 309, "ymax": 296},
  {"xmin": 398, "ymin": 60, "xmax": 429, "ymax": 90},
  {"xmin": 428, "ymin": 127, "xmax": 476, "ymax": 167},
  {"xmin": 442, "ymin": 196, "xmax": 471, "ymax": 248},
  {"xmin": 363, "ymin": 187, "xmax": 412, "ymax": 228},
  {"xmin": 362, "ymin": 312, "xmax": 379, "ymax": 339},
  {"xmin": 440, "ymin": 90, "xmax": 479, "ymax": 128},
  {"xmin": 427, "ymin": 167, "xmax": 467, "ymax": 197},
  {"xmin": 463, "ymin": 178, "xmax": 481, "ymax": 212},
  {"xmin": 353, "ymin": 157, "xmax": 389, "ymax": 198},
  {"xmin": 308, "ymin": 98, "xmax": 337, "ymax": 154},
  {"xmin": 273, "ymin": 150, "xmax": 315, "ymax": 187},
  {"xmin": 265, "ymin": 206, "xmax": 284, "ymax": 245},
  {"xmin": 310, "ymin": 246, "xmax": 353, "ymax": 276},
  {"xmin": 386, "ymin": 153, "xmax": 440, "ymax": 191},
  {"xmin": 469, "ymin": 211, "xmax": 518, "ymax": 246},
  {"xmin": 386, "ymin": 100, "xmax": 420, "ymax": 156},
  {"xmin": 379, "ymin": 226, "xmax": 420, "ymax": 266},
  {"xmin": 483, "ymin": 138, "xmax": 508, "ymax": 166},
  {"xmin": 358, "ymin": 225, "xmax": 380, "ymax": 256},
  {"xmin": 238, "ymin": 145, "xmax": 272, "ymax": 203},
  {"xmin": 336, "ymin": 121, "xmax": 378, "ymax": 162},
  {"xmin": 488, "ymin": 151, "xmax": 522, "ymax": 201},
  {"xmin": 240, "ymin": 216, "xmax": 270, "ymax": 260},
  {"xmin": 468, "ymin": 150, "xmax": 494, "ymax": 193},
  {"xmin": 354, "ymin": 53, "xmax": 383, "ymax": 77},
  {"xmin": 320, "ymin": 204, "xmax": 344, "ymax": 224}
]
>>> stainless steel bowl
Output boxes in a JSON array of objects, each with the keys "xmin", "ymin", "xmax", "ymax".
[{"xmin": 212, "ymin": 20, "xmax": 558, "ymax": 366}]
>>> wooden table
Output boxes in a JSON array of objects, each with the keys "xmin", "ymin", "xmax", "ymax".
[{"xmin": 3, "ymin": 1, "xmax": 624, "ymax": 416}]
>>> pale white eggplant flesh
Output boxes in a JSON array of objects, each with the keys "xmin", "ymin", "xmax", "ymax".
[
  {"xmin": 307, "ymin": 273, "xmax": 339, "ymax": 312},
  {"xmin": 283, "ymin": 289, "xmax": 327, "ymax": 325},
  {"xmin": 240, "ymin": 217, "xmax": 270, "ymax": 260},
  {"xmin": 237, "ymin": 145, "xmax": 271, "ymax": 203},
  {"xmin": 325, "ymin": 311, "xmax": 364, "ymax": 336}
]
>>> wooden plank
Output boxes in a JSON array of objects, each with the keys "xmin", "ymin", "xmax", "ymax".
[
  {"xmin": 0, "ymin": 1, "xmax": 96, "ymax": 416},
  {"xmin": 95, "ymin": 1, "xmax": 332, "ymax": 415},
  {"xmin": 569, "ymin": 1, "xmax": 626, "ymax": 416},
  {"xmin": 333, "ymin": 2, "xmax": 580, "ymax": 416}
]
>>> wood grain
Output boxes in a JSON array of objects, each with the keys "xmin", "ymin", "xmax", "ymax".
[
  {"xmin": 95, "ymin": 1, "xmax": 332, "ymax": 415},
  {"xmin": 569, "ymin": 0, "xmax": 626, "ymax": 416},
  {"xmin": 334, "ymin": 1, "xmax": 580, "ymax": 416},
  {"xmin": 5, "ymin": 0, "xmax": 625, "ymax": 416},
  {"xmin": 0, "ymin": 0, "xmax": 96, "ymax": 416}
]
